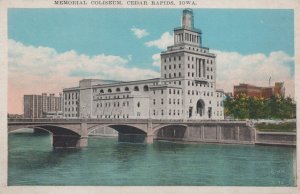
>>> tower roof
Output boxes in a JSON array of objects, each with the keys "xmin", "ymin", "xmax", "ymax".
[{"xmin": 175, "ymin": 8, "xmax": 201, "ymax": 33}]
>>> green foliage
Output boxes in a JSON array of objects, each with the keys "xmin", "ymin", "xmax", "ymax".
[
  {"xmin": 256, "ymin": 122, "xmax": 296, "ymax": 132},
  {"xmin": 224, "ymin": 94, "xmax": 296, "ymax": 119}
]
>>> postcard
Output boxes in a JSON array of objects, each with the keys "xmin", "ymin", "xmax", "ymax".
[{"xmin": 0, "ymin": 0, "xmax": 299, "ymax": 194}]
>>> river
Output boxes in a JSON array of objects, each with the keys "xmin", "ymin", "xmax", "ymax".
[{"xmin": 8, "ymin": 132, "xmax": 295, "ymax": 186}]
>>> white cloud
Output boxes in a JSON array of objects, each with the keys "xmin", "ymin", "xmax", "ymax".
[
  {"xmin": 131, "ymin": 27, "xmax": 149, "ymax": 39},
  {"xmin": 8, "ymin": 39, "xmax": 160, "ymax": 114},
  {"xmin": 151, "ymin": 53, "xmax": 161, "ymax": 67},
  {"xmin": 145, "ymin": 32, "xmax": 173, "ymax": 50},
  {"xmin": 213, "ymin": 50, "xmax": 294, "ymax": 98}
]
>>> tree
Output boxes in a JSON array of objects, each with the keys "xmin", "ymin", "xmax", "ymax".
[{"xmin": 223, "ymin": 94, "xmax": 296, "ymax": 119}]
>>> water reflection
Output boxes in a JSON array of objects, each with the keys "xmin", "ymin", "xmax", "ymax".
[{"xmin": 8, "ymin": 133, "xmax": 295, "ymax": 186}]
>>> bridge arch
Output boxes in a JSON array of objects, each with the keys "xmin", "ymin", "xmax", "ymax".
[
  {"xmin": 8, "ymin": 124, "xmax": 82, "ymax": 148},
  {"xmin": 153, "ymin": 124, "xmax": 188, "ymax": 140},
  {"xmin": 8, "ymin": 124, "xmax": 81, "ymax": 136},
  {"xmin": 153, "ymin": 124, "xmax": 188, "ymax": 133},
  {"xmin": 87, "ymin": 124, "xmax": 147, "ymax": 135}
]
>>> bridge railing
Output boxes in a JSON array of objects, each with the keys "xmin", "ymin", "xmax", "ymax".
[{"xmin": 8, "ymin": 118, "xmax": 248, "ymax": 124}]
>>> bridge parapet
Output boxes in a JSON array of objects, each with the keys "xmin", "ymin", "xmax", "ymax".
[
  {"xmin": 8, "ymin": 118, "xmax": 253, "ymax": 147},
  {"xmin": 8, "ymin": 118, "xmax": 248, "ymax": 124}
]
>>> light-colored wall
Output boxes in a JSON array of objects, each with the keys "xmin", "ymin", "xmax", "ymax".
[{"xmin": 62, "ymin": 10, "xmax": 224, "ymax": 121}]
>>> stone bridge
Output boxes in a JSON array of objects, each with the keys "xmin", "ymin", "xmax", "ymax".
[{"xmin": 8, "ymin": 118, "xmax": 255, "ymax": 148}]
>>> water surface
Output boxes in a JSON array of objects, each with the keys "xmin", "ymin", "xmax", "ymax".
[{"xmin": 8, "ymin": 132, "xmax": 295, "ymax": 186}]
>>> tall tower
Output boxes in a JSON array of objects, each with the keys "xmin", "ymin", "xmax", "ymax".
[
  {"xmin": 182, "ymin": 8, "xmax": 194, "ymax": 28},
  {"xmin": 160, "ymin": 9, "xmax": 223, "ymax": 120},
  {"xmin": 174, "ymin": 9, "xmax": 202, "ymax": 47}
]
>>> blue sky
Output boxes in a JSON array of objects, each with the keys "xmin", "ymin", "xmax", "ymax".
[
  {"xmin": 8, "ymin": 8, "xmax": 295, "ymax": 113},
  {"xmin": 8, "ymin": 8, "xmax": 294, "ymax": 70}
]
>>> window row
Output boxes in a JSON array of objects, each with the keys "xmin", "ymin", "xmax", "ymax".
[
  {"xmin": 65, "ymin": 101, "xmax": 78, "ymax": 105},
  {"xmin": 163, "ymin": 56, "xmax": 182, "ymax": 63},
  {"xmin": 187, "ymin": 90, "xmax": 216, "ymax": 97},
  {"xmin": 64, "ymin": 92, "xmax": 78, "ymax": 100},
  {"xmin": 187, "ymin": 64, "xmax": 214, "ymax": 72},
  {"xmin": 97, "ymin": 114, "xmax": 130, "ymax": 119},
  {"xmin": 162, "ymin": 81, "xmax": 182, "ymax": 86},
  {"xmin": 187, "ymin": 56, "xmax": 213, "ymax": 64},
  {"xmin": 153, "ymin": 109, "xmax": 182, "ymax": 116},
  {"xmin": 217, "ymin": 101, "xmax": 224, "ymax": 107},
  {"xmin": 164, "ymin": 72, "xmax": 182, "ymax": 79},
  {"xmin": 169, "ymin": 98, "xmax": 182, "ymax": 105},
  {"xmin": 95, "ymin": 85, "xmax": 149, "ymax": 94},
  {"xmin": 64, "ymin": 107, "xmax": 78, "ymax": 112},
  {"xmin": 96, "ymin": 101, "xmax": 130, "ymax": 108},
  {"xmin": 216, "ymin": 93, "xmax": 224, "ymax": 98},
  {"xmin": 187, "ymin": 72, "xmax": 214, "ymax": 79},
  {"xmin": 188, "ymin": 81, "xmax": 214, "ymax": 88},
  {"xmin": 64, "ymin": 113, "xmax": 78, "ymax": 117},
  {"xmin": 169, "ymin": 89, "xmax": 181, "ymax": 95},
  {"xmin": 97, "ymin": 94, "xmax": 130, "ymax": 100},
  {"xmin": 164, "ymin": 64, "xmax": 182, "ymax": 70}
]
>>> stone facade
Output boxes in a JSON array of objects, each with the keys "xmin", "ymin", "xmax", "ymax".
[{"xmin": 63, "ymin": 9, "xmax": 225, "ymax": 120}]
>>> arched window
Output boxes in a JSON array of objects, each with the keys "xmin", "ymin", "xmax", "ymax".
[
  {"xmin": 100, "ymin": 89, "xmax": 104, "ymax": 93},
  {"xmin": 134, "ymin": 86, "xmax": 139, "ymax": 91},
  {"xmin": 108, "ymin": 88, "xmax": 112, "ymax": 93},
  {"xmin": 197, "ymin": 100, "xmax": 205, "ymax": 117},
  {"xmin": 125, "ymin": 87, "xmax": 129, "ymax": 91},
  {"xmin": 116, "ymin": 88, "xmax": 120, "ymax": 92},
  {"xmin": 143, "ymin": 85, "xmax": 149, "ymax": 91}
]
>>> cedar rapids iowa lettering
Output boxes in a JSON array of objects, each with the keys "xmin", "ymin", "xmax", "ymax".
[
  {"xmin": 53, "ymin": 1, "xmax": 197, "ymax": 6},
  {"xmin": 63, "ymin": 9, "xmax": 225, "ymax": 120}
]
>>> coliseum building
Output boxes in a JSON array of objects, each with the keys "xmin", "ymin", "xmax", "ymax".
[{"xmin": 63, "ymin": 9, "xmax": 225, "ymax": 120}]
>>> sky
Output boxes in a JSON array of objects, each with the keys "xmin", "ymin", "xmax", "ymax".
[{"xmin": 8, "ymin": 8, "xmax": 295, "ymax": 114}]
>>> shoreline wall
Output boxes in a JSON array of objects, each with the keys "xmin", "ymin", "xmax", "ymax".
[{"xmin": 155, "ymin": 123, "xmax": 296, "ymax": 146}]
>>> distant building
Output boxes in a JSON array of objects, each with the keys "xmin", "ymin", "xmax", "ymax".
[
  {"xmin": 43, "ymin": 111, "xmax": 63, "ymax": 118},
  {"xmin": 233, "ymin": 82, "xmax": 285, "ymax": 98},
  {"xmin": 24, "ymin": 93, "xmax": 63, "ymax": 118},
  {"xmin": 63, "ymin": 9, "xmax": 225, "ymax": 120},
  {"xmin": 8, "ymin": 114, "xmax": 23, "ymax": 118}
]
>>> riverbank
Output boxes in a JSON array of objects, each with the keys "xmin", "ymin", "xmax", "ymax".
[{"xmin": 255, "ymin": 121, "xmax": 296, "ymax": 132}]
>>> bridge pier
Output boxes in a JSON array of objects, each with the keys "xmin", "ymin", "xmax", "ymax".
[
  {"xmin": 146, "ymin": 134, "xmax": 154, "ymax": 143},
  {"xmin": 146, "ymin": 120, "xmax": 153, "ymax": 143},
  {"xmin": 52, "ymin": 123, "xmax": 89, "ymax": 148},
  {"xmin": 77, "ymin": 136, "xmax": 88, "ymax": 148}
]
